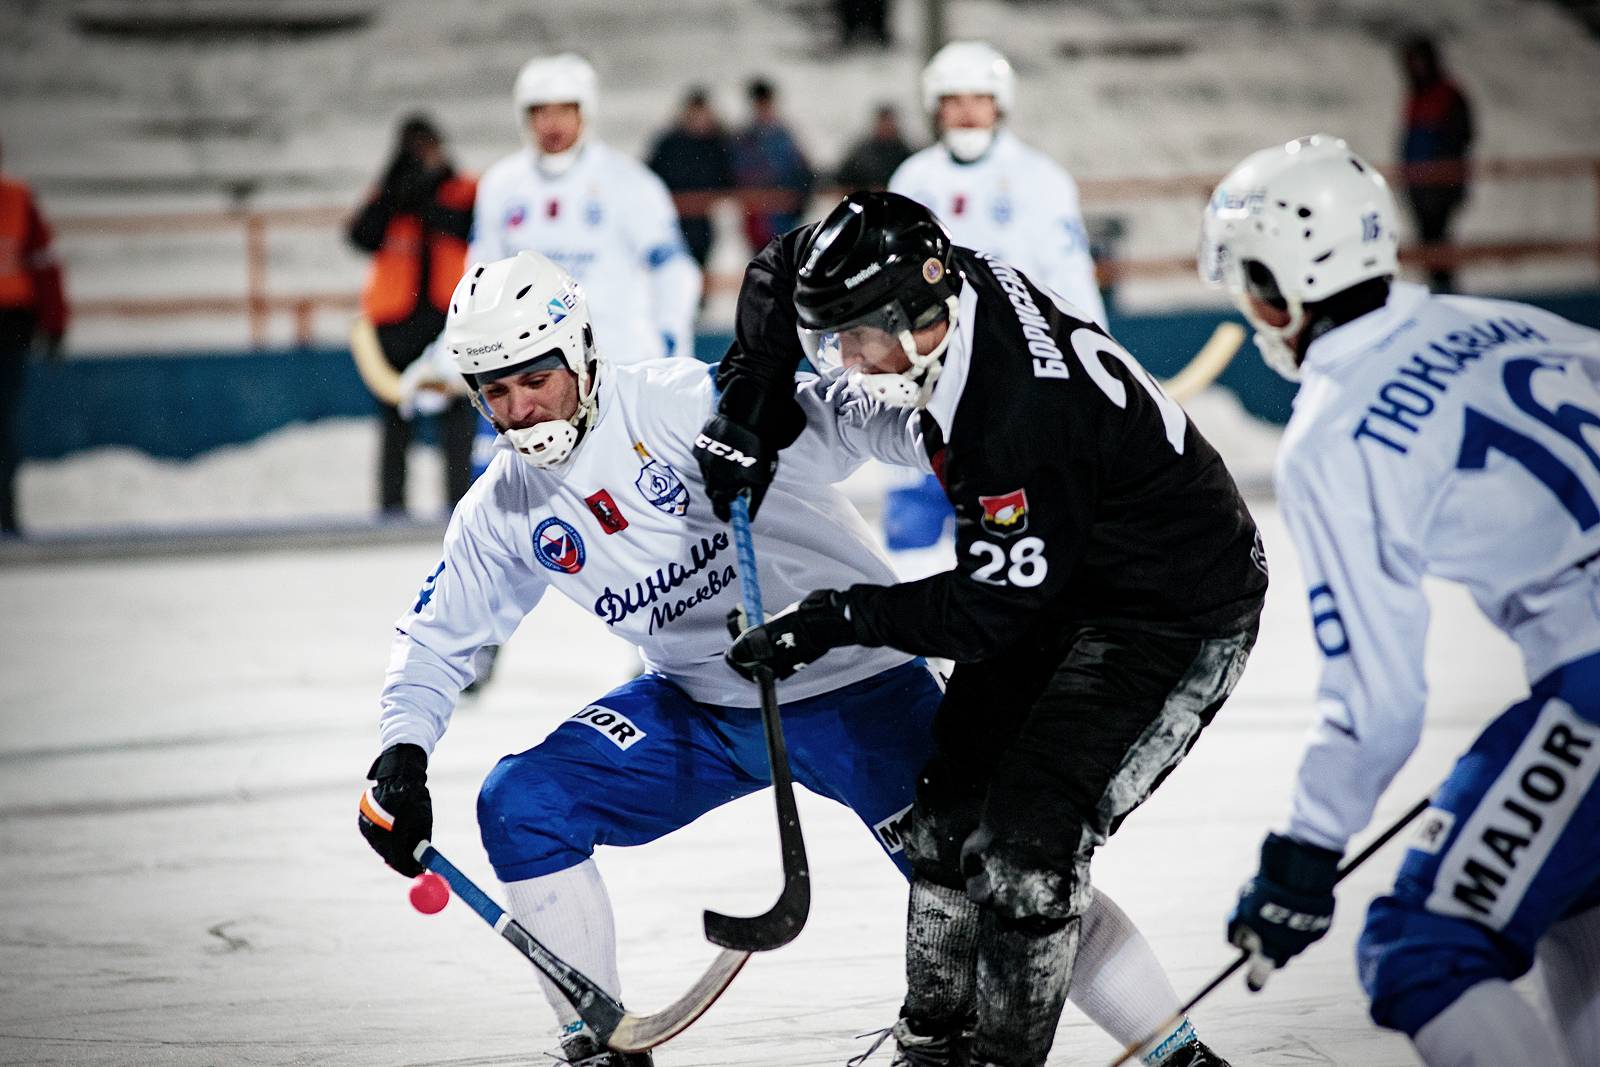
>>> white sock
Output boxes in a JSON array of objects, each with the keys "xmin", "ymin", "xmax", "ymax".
[
  {"xmin": 1067, "ymin": 890, "xmax": 1189, "ymax": 1058},
  {"xmin": 503, "ymin": 859, "xmax": 621, "ymax": 1032},
  {"xmin": 1541, "ymin": 904, "xmax": 1600, "ymax": 1065},
  {"xmin": 1413, "ymin": 979, "xmax": 1573, "ymax": 1067}
]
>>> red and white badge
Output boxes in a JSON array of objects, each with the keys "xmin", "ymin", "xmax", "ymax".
[{"xmin": 978, "ymin": 488, "xmax": 1029, "ymax": 537}]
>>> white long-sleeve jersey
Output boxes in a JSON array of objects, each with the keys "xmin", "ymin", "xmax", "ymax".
[
  {"xmin": 1277, "ymin": 281, "xmax": 1600, "ymax": 852},
  {"xmin": 378, "ymin": 359, "xmax": 928, "ymax": 755},
  {"xmin": 470, "ymin": 141, "xmax": 702, "ymax": 363},
  {"xmin": 889, "ymin": 130, "xmax": 1106, "ymax": 327}
]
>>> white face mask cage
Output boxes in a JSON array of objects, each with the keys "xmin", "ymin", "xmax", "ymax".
[
  {"xmin": 1200, "ymin": 209, "xmax": 1312, "ymax": 381},
  {"xmin": 942, "ymin": 127, "xmax": 996, "ymax": 162},
  {"xmin": 799, "ymin": 294, "xmax": 959, "ymax": 408},
  {"xmin": 468, "ymin": 351, "xmax": 601, "ymax": 470}
]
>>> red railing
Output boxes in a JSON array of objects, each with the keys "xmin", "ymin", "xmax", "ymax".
[{"xmin": 54, "ymin": 156, "xmax": 1600, "ymax": 348}]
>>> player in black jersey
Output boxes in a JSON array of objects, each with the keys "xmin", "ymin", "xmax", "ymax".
[{"xmin": 695, "ymin": 193, "xmax": 1267, "ymax": 1067}]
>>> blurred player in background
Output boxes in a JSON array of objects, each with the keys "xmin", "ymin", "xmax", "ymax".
[
  {"xmin": 472, "ymin": 53, "xmax": 700, "ymax": 365},
  {"xmin": 1205, "ymin": 135, "xmax": 1600, "ymax": 1067},
  {"xmin": 883, "ymin": 41, "xmax": 1106, "ymax": 553}
]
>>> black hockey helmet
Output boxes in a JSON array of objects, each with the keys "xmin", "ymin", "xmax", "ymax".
[
  {"xmin": 793, "ymin": 193, "xmax": 961, "ymax": 406},
  {"xmin": 794, "ymin": 191, "xmax": 958, "ymax": 333}
]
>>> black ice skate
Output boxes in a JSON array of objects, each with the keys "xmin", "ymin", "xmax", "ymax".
[
  {"xmin": 1156, "ymin": 1038, "xmax": 1231, "ymax": 1067},
  {"xmin": 848, "ymin": 1016, "xmax": 971, "ymax": 1066},
  {"xmin": 558, "ymin": 1027, "xmax": 654, "ymax": 1067}
]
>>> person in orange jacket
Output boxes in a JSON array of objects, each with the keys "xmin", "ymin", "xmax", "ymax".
[
  {"xmin": 0, "ymin": 138, "xmax": 68, "ymax": 537},
  {"xmin": 348, "ymin": 114, "xmax": 477, "ymax": 516}
]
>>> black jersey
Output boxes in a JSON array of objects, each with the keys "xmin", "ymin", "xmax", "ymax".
[{"xmin": 720, "ymin": 228, "xmax": 1268, "ymax": 663}]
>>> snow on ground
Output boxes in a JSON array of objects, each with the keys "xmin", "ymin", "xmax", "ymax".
[
  {"xmin": 0, "ymin": 499, "xmax": 1536, "ymax": 1066},
  {"xmin": 15, "ymin": 385, "xmax": 1283, "ymax": 537}
]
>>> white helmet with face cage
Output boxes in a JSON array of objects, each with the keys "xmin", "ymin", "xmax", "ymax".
[
  {"xmin": 1199, "ymin": 134, "xmax": 1399, "ymax": 378},
  {"xmin": 443, "ymin": 251, "xmax": 600, "ymax": 468}
]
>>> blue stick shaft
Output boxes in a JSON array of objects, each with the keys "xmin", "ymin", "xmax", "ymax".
[
  {"xmin": 728, "ymin": 493, "xmax": 764, "ymax": 622},
  {"xmin": 421, "ymin": 845, "xmax": 506, "ymax": 928}
]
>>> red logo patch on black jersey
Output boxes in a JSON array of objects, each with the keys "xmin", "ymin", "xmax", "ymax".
[
  {"xmin": 978, "ymin": 489, "xmax": 1029, "ymax": 537},
  {"xmin": 585, "ymin": 489, "xmax": 629, "ymax": 534}
]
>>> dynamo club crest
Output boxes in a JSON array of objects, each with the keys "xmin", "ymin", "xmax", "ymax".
[
  {"xmin": 533, "ymin": 516, "xmax": 586, "ymax": 574},
  {"xmin": 632, "ymin": 441, "xmax": 689, "ymax": 516}
]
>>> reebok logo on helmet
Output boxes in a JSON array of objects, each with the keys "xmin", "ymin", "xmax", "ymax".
[{"xmin": 845, "ymin": 263, "xmax": 883, "ymax": 289}]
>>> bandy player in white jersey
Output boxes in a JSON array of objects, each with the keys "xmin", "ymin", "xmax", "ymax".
[
  {"xmin": 471, "ymin": 54, "xmax": 700, "ymax": 364},
  {"xmin": 889, "ymin": 41, "xmax": 1105, "ymax": 329},
  {"xmin": 357, "ymin": 252, "xmax": 1235, "ymax": 1067},
  {"xmin": 1203, "ymin": 135, "xmax": 1600, "ymax": 1067}
]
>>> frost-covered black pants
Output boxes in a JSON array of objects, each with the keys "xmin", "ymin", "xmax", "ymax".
[
  {"xmin": 899, "ymin": 616, "xmax": 1259, "ymax": 1065},
  {"xmin": 907, "ymin": 616, "xmax": 1260, "ymax": 923}
]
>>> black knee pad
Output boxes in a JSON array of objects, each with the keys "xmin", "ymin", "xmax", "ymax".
[{"xmin": 961, "ymin": 833, "xmax": 1091, "ymax": 923}]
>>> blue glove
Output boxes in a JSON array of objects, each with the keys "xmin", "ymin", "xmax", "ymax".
[
  {"xmin": 661, "ymin": 332, "xmax": 678, "ymax": 357},
  {"xmin": 1228, "ymin": 832, "xmax": 1342, "ymax": 991}
]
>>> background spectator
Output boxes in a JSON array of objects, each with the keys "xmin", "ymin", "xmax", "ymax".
[
  {"xmin": 646, "ymin": 87, "xmax": 736, "ymax": 269},
  {"xmin": 835, "ymin": 0, "xmax": 892, "ymax": 49},
  {"xmin": 0, "ymin": 137, "xmax": 67, "ymax": 538},
  {"xmin": 347, "ymin": 114, "xmax": 477, "ymax": 517},
  {"xmin": 833, "ymin": 103, "xmax": 916, "ymax": 193},
  {"xmin": 1398, "ymin": 34, "xmax": 1474, "ymax": 293},
  {"xmin": 733, "ymin": 78, "xmax": 815, "ymax": 252}
]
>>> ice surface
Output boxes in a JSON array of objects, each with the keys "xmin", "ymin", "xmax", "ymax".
[{"xmin": 0, "ymin": 500, "xmax": 1541, "ymax": 1065}]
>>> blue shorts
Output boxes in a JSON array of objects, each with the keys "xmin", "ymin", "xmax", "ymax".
[
  {"xmin": 1358, "ymin": 650, "xmax": 1600, "ymax": 1034},
  {"xmin": 477, "ymin": 660, "xmax": 942, "ymax": 883}
]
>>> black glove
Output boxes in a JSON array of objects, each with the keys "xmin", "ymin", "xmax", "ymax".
[
  {"xmin": 357, "ymin": 743, "xmax": 432, "ymax": 877},
  {"xmin": 694, "ymin": 414, "xmax": 776, "ymax": 522},
  {"xmin": 1227, "ymin": 832, "xmax": 1342, "ymax": 991},
  {"xmin": 726, "ymin": 589, "xmax": 858, "ymax": 681}
]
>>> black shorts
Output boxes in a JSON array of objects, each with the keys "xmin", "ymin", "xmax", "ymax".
[{"xmin": 909, "ymin": 617, "xmax": 1259, "ymax": 917}]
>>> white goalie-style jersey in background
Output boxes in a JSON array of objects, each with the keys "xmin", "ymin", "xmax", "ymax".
[
  {"xmin": 889, "ymin": 129, "xmax": 1106, "ymax": 327},
  {"xmin": 1277, "ymin": 281, "xmax": 1600, "ymax": 852},
  {"xmin": 470, "ymin": 141, "xmax": 702, "ymax": 363},
  {"xmin": 378, "ymin": 360, "xmax": 927, "ymax": 754}
]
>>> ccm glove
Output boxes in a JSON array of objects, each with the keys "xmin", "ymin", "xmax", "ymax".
[
  {"xmin": 694, "ymin": 415, "xmax": 776, "ymax": 522},
  {"xmin": 357, "ymin": 743, "xmax": 432, "ymax": 877},
  {"xmin": 726, "ymin": 589, "xmax": 858, "ymax": 681},
  {"xmin": 1228, "ymin": 832, "xmax": 1342, "ymax": 991}
]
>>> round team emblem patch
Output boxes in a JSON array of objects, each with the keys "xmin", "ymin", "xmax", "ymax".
[
  {"xmin": 922, "ymin": 257, "xmax": 944, "ymax": 284},
  {"xmin": 534, "ymin": 516, "xmax": 586, "ymax": 574}
]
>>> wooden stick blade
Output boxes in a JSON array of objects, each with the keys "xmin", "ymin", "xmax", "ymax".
[{"xmin": 1162, "ymin": 321, "xmax": 1247, "ymax": 403}]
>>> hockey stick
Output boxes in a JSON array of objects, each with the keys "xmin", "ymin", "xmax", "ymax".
[
  {"xmin": 701, "ymin": 491, "xmax": 813, "ymax": 951},
  {"xmin": 349, "ymin": 315, "xmax": 404, "ymax": 406},
  {"xmin": 1160, "ymin": 321, "xmax": 1246, "ymax": 403},
  {"xmin": 415, "ymin": 841, "xmax": 750, "ymax": 1052},
  {"xmin": 1105, "ymin": 795, "xmax": 1431, "ymax": 1066}
]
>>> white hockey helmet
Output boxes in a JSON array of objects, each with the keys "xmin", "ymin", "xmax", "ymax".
[
  {"xmin": 1199, "ymin": 134, "xmax": 1399, "ymax": 379},
  {"xmin": 444, "ymin": 251, "xmax": 601, "ymax": 469},
  {"xmin": 513, "ymin": 53, "xmax": 598, "ymax": 116},
  {"xmin": 920, "ymin": 41, "xmax": 1015, "ymax": 115}
]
